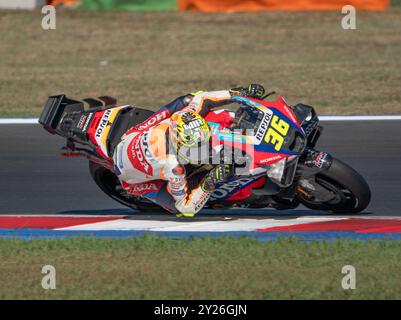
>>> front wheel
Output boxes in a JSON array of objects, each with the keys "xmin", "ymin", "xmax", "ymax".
[{"xmin": 297, "ymin": 157, "xmax": 371, "ymax": 213}]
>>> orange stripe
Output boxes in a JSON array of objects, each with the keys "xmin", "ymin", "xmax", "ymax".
[
  {"xmin": 159, "ymin": 168, "xmax": 166, "ymax": 180},
  {"xmin": 194, "ymin": 96, "xmax": 230, "ymax": 114},
  {"xmin": 149, "ymin": 123, "xmax": 169, "ymax": 159},
  {"xmin": 179, "ymin": 0, "xmax": 389, "ymax": 11}
]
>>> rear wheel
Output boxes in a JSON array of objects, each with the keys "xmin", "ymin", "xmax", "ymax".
[
  {"xmin": 89, "ymin": 161, "xmax": 162, "ymax": 212},
  {"xmin": 297, "ymin": 157, "xmax": 371, "ymax": 213}
]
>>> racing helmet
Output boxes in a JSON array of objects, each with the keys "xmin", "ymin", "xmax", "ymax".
[{"xmin": 169, "ymin": 111, "xmax": 211, "ymax": 165}]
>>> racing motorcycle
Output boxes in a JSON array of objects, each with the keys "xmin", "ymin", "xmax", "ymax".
[{"xmin": 39, "ymin": 92, "xmax": 371, "ymax": 213}]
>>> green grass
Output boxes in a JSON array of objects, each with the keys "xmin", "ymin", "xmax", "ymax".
[
  {"xmin": 0, "ymin": 9, "xmax": 400, "ymax": 117},
  {"xmin": 1, "ymin": 236, "xmax": 401, "ymax": 299},
  {"xmin": 392, "ymin": 0, "xmax": 401, "ymax": 8}
]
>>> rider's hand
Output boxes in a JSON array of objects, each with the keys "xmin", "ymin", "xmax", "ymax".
[
  {"xmin": 230, "ymin": 84, "xmax": 265, "ymax": 99},
  {"xmin": 201, "ymin": 164, "xmax": 234, "ymax": 192}
]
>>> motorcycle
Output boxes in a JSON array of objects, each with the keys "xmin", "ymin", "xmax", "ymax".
[{"xmin": 39, "ymin": 92, "xmax": 371, "ymax": 213}]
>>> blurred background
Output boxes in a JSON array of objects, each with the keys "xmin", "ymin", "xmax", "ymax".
[
  {"xmin": 5, "ymin": 0, "xmax": 394, "ymax": 11},
  {"xmin": 0, "ymin": 0, "xmax": 400, "ymax": 117}
]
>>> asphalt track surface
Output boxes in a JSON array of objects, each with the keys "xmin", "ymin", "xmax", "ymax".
[{"xmin": 0, "ymin": 121, "xmax": 400, "ymax": 217}]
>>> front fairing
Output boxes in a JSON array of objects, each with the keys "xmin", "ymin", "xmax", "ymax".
[{"xmin": 208, "ymin": 96, "xmax": 307, "ymax": 170}]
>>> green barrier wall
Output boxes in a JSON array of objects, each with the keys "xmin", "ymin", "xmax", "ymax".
[
  {"xmin": 79, "ymin": 0, "xmax": 177, "ymax": 11},
  {"xmin": 79, "ymin": 0, "xmax": 399, "ymax": 11}
]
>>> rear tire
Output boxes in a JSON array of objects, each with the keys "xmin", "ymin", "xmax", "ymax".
[
  {"xmin": 298, "ymin": 157, "xmax": 371, "ymax": 213},
  {"xmin": 89, "ymin": 161, "xmax": 162, "ymax": 212}
]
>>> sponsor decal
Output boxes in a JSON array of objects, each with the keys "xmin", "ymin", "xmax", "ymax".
[
  {"xmin": 183, "ymin": 119, "xmax": 203, "ymax": 130},
  {"xmin": 169, "ymin": 176, "xmax": 185, "ymax": 195},
  {"xmin": 82, "ymin": 113, "xmax": 93, "ymax": 132},
  {"xmin": 93, "ymin": 107, "xmax": 127, "ymax": 160},
  {"xmin": 283, "ymin": 105, "xmax": 298, "ymax": 125},
  {"xmin": 128, "ymin": 134, "xmax": 153, "ymax": 176},
  {"xmin": 135, "ymin": 138, "xmax": 150, "ymax": 174},
  {"xmin": 96, "ymin": 109, "xmax": 112, "ymax": 138},
  {"xmin": 129, "ymin": 136, "xmax": 137, "ymax": 160},
  {"xmin": 168, "ymin": 164, "xmax": 186, "ymax": 196},
  {"xmin": 125, "ymin": 181, "xmax": 165, "ymax": 196},
  {"xmin": 313, "ymin": 152, "xmax": 328, "ymax": 169},
  {"xmin": 194, "ymin": 191, "xmax": 210, "ymax": 211},
  {"xmin": 171, "ymin": 188, "xmax": 185, "ymax": 197},
  {"xmin": 260, "ymin": 155, "xmax": 283, "ymax": 164},
  {"xmin": 77, "ymin": 115, "xmax": 87, "ymax": 130},
  {"xmin": 142, "ymin": 131, "xmax": 152, "ymax": 159},
  {"xmin": 210, "ymin": 177, "xmax": 259, "ymax": 200},
  {"xmin": 137, "ymin": 110, "xmax": 169, "ymax": 131},
  {"xmin": 130, "ymin": 182, "xmax": 158, "ymax": 194},
  {"xmin": 255, "ymin": 109, "xmax": 273, "ymax": 144}
]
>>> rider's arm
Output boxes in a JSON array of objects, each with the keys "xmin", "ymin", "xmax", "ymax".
[
  {"xmin": 158, "ymin": 159, "xmax": 233, "ymax": 216},
  {"xmin": 181, "ymin": 90, "xmax": 233, "ymax": 117},
  {"xmin": 126, "ymin": 84, "xmax": 265, "ymax": 134},
  {"xmin": 125, "ymin": 90, "xmax": 234, "ymax": 136},
  {"xmin": 160, "ymin": 156, "xmax": 212, "ymax": 216},
  {"xmin": 180, "ymin": 84, "xmax": 266, "ymax": 117}
]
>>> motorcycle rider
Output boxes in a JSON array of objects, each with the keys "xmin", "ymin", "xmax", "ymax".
[{"xmin": 113, "ymin": 84, "xmax": 265, "ymax": 217}]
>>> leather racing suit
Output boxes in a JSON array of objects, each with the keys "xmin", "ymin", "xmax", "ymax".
[{"xmin": 112, "ymin": 85, "xmax": 265, "ymax": 216}]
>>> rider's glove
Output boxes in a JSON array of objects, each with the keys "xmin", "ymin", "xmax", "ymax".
[
  {"xmin": 201, "ymin": 164, "xmax": 234, "ymax": 192},
  {"xmin": 230, "ymin": 84, "xmax": 265, "ymax": 99}
]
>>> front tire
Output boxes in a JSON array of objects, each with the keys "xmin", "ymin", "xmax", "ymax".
[{"xmin": 298, "ymin": 157, "xmax": 371, "ymax": 213}]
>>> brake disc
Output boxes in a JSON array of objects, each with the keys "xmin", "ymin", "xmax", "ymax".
[{"xmin": 299, "ymin": 178, "xmax": 338, "ymax": 203}]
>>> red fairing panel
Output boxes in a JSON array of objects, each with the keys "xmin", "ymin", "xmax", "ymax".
[
  {"xmin": 86, "ymin": 110, "xmax": 110, "ymax": 159},
  {"xmin": 127, "ymin": 133, "xmax": 153, "ymax": 176},
  {"xmin": 226, "ymin": 176, "xmax": 266, "ymax": 201},
  {"xmin": 204, "ymin": 110, "xmax": 235, "ymax": 129},
  {"xmin": 121, "ymin": 180, "xmax": 165, "ymax": 196},
  {"xmin": 256, "ymin": 96, "xmax": 301, "ymax": 129}
]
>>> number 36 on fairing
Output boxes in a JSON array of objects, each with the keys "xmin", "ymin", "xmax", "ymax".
[{"xmin": 264, "ymin": 115, "xmax": 290, "ymax": 151}]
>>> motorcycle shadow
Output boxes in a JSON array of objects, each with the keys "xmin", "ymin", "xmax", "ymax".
[{"xmin": 57, "ymin": 207, "xmax": 373, "ymax": 221}]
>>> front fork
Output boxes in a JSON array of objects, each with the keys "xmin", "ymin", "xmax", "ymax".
[
  {"xmin": 295, "ymin": 149, "xmax": 334, "ymax": 199},
  {"xmin": 297, "ymin": 149, "xmax": 333, "ymax": 176}
]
